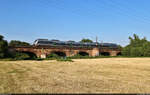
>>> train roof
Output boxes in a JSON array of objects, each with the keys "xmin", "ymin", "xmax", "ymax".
[{"xmin": 36, "ymin": 39, "xmax": 48, "ymax": 41}]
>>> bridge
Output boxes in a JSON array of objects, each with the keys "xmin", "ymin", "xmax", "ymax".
[{"xmin": 9, "ymin": 45, "xmax": 121, "ymax": 58}]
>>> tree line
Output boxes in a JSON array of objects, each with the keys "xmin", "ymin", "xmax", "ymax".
[{"xmin": 0, "ymin": 35, "xmax": 31, "ymax": 59}]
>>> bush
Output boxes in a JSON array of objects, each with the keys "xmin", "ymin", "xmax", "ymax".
[
  {"xmin": 13, "ymin": 52, "xmax": 30, "ymax": 60},
  {"xmin": 57, "ymin": 57, "xmax": 73, "ymax": 62},
  {"xmin": 0, "ymin": 58, "xmax": 17, "ymax": 61},
  {"xmin": 35, "ymin": 58, "xmax": 44, "ymax": 61},
  {"xmin": 47, "ymin": 53, "xmax": 59, "ymax": 58},
  {"xmin": 69, "ymin": 54, "xmax": 90, "ymax": 59}
]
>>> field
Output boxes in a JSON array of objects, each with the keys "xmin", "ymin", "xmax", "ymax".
[{"xmin": 0, "ymin": 58, "xmax": 150, "ymax": 93}]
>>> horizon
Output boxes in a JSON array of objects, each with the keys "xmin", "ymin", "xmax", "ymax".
[{"xmin": 1, "ymin": 0, "xmax": 150, "ymax": 46}]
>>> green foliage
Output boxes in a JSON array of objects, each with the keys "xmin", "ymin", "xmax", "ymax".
[
  {"xmin": 9, "ymin": 40, "xmax": 30, "ymax": 47},
  {"xmin": 57, "ymin": 57, "xmax": 73, "ymax": 62},
  {"xmin": 118, "ymin": 45, "xmax": 123, "ymax": 49},
  {"xmin": 47, "ymin": 53, "xmax": 73, "ymax": 62},
  {"xmin": 0, "ymin": 35, "xmax": 8, "ymax": 58},
  {"xmin": 0, "ymin": 35, "xmax": 32, "ymax": 59},
  {"xmin": 13, "ymin": 52, "xmax": 30, "ymax": 60},
  {"xmin": 35, "ymin": 58, "xmax": 44, "ymax": 61},
  {"xmin": 0, "ymin": 58, "xmax": 17, "ymax": 61},
  {"xmin": 143, "ymin": 42, "xmax": 150, "ymax": 56},
  {"xmin": 47, "ymin": 53, "xmax": 59, "ymax": 59},
  {"xmin": 128, "ymin": 34, "xmax": 147, "ymax": 47},
  {"xmin": 122, "ymin": 46, "xmax": 131, "ymax": 56},
  {"xmin": 0, "ymin": 35, "xmax": 4, "ymax": 40},
  {"xmin": 130, "ymin": 47, "xmax": 143, "ymax": 57},
  {"xmin": 122, "ymin": 34, "xmax": 150, "ymax": 57},
  {"xmin": 80, "ymin": 38, "xmax": 93, "ymax": 43},
  {"xmin": 69, "ymin": 54, "xmax": 90, "ymax": 59}
]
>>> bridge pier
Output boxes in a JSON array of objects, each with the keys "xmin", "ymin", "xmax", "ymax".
[
  {"xmin": 65, "ymin": 50, "xmax": 77, "ymax": 57},
  {"xmin": 91, "ymin": 47, "xmax": 99, "ymax": 57},
  {"xmin": 109, "ymin": 51, "xmax": 117, "ymax": 56},
  {"xmin": 40, "ymin": 54, "xmax": 47, "ymax": 58},
  {"xmin": 35, "ymin": 52, "xmax": 47, "ymax": 58}
]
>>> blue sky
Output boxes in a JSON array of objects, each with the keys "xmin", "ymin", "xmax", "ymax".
[{"xmin": 0, "ymin": 0, "xmax": 150, "ymax": 46}]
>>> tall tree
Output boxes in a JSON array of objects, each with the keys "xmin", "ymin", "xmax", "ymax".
[
  {"xmin": 0, "ymin": 35, "xmax": 4, "ymax": 40},
  {"xmin": 122, "ymin": 34, "xmax": 150, "ymax": 57},
  {"xmin": 0, "ymin": 35, "xmax": 8, "ymax": 58},
  {"xmin": 80, "ymin": 38, "xmax": 93, "ymax": 43}
]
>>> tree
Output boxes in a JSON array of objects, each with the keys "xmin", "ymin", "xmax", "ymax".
[
  {"xmin": 122, "ymin": 34, "xmax": 150, "ymax": 57},
  {"xmin": 9, "ymin": 40, "xmax": 30, "ymax": 47},
  {"xmin": 128, "ymin": 34, "xmax": 148, "ymax": 47},
  {"xmin": 130, "ymin": 47, "xmax": 143, "ymax": 56},
  {"xmin": 118, "ymin": 45, "xmax": 123, "ymax": 49},
  {"xmin": 143, "ymin": 42, "xmax": 150, "ymax": 56},
  {"xmin": 122, "ymin": 45, "xmax": 131, "ymax": 56},
  {"xmin": 80, "ymin": 38, "xmax": 93, "ymax": 43},
  {"xmin": 0, "ymin": 35, "xmax": 8, "ymax": 58},
  {"xmin": 0, "ymin": 35, "xmax": 4, "ymax": 40}
]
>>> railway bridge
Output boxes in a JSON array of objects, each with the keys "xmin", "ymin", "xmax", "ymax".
[{"xmin": 9, "ymin": 45, "xmax": 121, "ymax": 58}]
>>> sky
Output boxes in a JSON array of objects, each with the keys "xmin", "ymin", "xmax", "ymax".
[{"xmin": 0, "ymin": 0, "xmax": 150, "ymax": 46}]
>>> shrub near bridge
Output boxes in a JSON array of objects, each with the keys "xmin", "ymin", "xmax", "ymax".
[
  {"xmin": 57, "ymin": 57, "xmax": 73, "ymax": 62},
  {"xmin": 68, "ymin": 54, "xmax": 90, "ymax": 59},
  {"xmin": 46, "ymin": 53, "xmax": 73, "ymax": 62},
  {"xmin": 47, "ymin": 53, "xmax": 59, "ymax": 59},
  {"xmin": 46, "ymin": 53, "xmax": 65, "ymax": 60},
  {"xmin": 13, "ymin": 52, "xmax": 30, "ymax": 60}
]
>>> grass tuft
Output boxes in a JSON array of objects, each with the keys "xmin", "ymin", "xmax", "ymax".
[{"xmin": 56, "ymin": 57, "xmax": 73, "ymax": 62}]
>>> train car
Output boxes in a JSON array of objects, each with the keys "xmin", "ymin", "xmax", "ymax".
[{"xmin": 33, "ymin": 39, "xmax": 119, "ymax": 48}]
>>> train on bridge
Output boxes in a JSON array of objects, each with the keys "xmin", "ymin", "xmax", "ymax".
[
  {"xmin": 12, "ymin": 39, "xmax": 121, "ymax": 58},
  {"xmin": 33, "ymin": 39, "xmax": 119, "ymax": 48}
]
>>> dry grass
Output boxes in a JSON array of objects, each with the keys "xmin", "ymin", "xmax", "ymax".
[{"xmin": 0, "ymin": 58, "xmax": 150, "ymax": 93}]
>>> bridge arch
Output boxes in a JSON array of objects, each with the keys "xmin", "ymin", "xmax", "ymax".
[
  {"xmin": 100, "ymin": 52, "xmax": 110, "ymax": 56},
  {"xmin": 117, "ymin": 52, "xmax": 122, "ymax": 56},
  {"xmin": 77, "ymin": 51, "xmax": 89, "ymax": 56},
  {"xmin": 49, "ymin": 51, "xmax": 66, "ymax": 57},
  {"xmin": 17, "ymin": 51, "xmax": 37, "ymax": 59}
]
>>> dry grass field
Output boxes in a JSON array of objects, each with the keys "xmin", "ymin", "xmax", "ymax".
[{"xmin": 0, "ymin": 58, "xmax": 150, "ymax": 93}]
